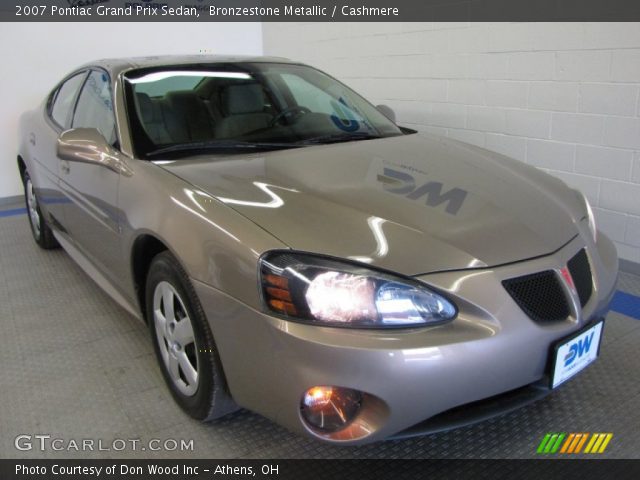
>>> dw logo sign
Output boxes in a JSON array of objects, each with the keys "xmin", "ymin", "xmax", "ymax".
[
  {"xmin": 564, "ymin": 332, "xmax": 595, "ymax": 367},
  {"xmin": 377, "ymin": 167, "xmax": 468, "ymax": 215}
]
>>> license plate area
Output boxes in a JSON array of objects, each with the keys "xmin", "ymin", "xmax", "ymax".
[{"xmin": 550, "ymin": 320, "xmax": 604, "ymax": 389}]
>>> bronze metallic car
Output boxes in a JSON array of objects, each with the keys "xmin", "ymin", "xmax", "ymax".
[{"xmin": 17, "ymin": 56, "xmax": 618, "ymax": 444}]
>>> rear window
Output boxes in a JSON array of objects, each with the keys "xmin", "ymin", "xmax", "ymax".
[{"xmin": 134, "ymin": 75, "xmax": 202, "ymax": 97}]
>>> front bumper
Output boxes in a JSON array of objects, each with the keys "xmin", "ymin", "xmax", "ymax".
[{"xmin": 194, "ymin": 231, "xmax": 618, "ymax": 445}]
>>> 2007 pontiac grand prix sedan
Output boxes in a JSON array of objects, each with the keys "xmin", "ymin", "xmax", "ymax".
[{"xmin": 17, "ymin": 56, "xmax": 618, "ymax": 444}]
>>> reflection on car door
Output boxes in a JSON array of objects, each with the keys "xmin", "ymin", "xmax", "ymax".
[
  {"xmin": 33, "ymin": 71, "xmax": 87, "ymax": 227},
  {"xmin": 59, "ymin": 69, "xmax": 123, "ymax": 286}
]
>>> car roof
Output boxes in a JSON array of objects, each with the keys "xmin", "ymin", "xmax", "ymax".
[{"xmin": 78, "ymin": 55, "xmax": 299, "ymax": 78}]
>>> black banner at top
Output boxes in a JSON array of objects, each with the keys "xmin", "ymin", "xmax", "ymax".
[{"xmin": 4, "ymin": 0, "xmax": 640, "ymax": 22}]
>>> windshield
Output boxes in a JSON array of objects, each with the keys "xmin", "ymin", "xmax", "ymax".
[{"xmin": 123, "ymin": 62, "xmax": 403, "ymax": 158}]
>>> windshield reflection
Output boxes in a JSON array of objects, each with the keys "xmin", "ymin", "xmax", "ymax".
[{"xmin": 124, "ymin": 62, "xmax": 403, "ymax": 158}]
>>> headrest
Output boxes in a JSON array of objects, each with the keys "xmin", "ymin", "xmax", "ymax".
[
  {"xmin": 222, "ymin": 83, "xmax": 264, "ymax": 115},
  {"xmin": 165, "ymin": 90, "xmax": 205, "ymax": 115}
]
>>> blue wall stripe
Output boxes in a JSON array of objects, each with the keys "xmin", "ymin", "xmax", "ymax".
[
  {"xmin": 610, "ymin": 291, "xmax": 640, "ymax": 321},
  {"xmin": 0, "ymin": 208, "xmax": 27, "ymax": 218},
  {"xmin": 0, "ymin": 204, "xmax": 639, "ymax": 320}
]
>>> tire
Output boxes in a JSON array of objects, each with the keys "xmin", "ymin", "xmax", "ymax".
[
  {"xmin": 146, "ymin": 251, "xmax": 237, "ymax": 421},
  {"xmin": 23, "ymin": 171, "xmax": 59, "ymax": 250}
]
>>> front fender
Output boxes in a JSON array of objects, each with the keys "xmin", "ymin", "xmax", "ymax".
[{"xmin": 118, "ymin": 159, "xmax": 287, "ymax": 310}]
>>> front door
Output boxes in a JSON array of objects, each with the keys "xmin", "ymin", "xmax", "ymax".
[{"xmin": 59, "ymin": 69, "xmax": 123, "ymax": 286}]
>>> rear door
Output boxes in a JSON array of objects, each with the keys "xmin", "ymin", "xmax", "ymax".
[{"xmin": 59, "ymin": 69, "xmax": 123, "ymax": 283}]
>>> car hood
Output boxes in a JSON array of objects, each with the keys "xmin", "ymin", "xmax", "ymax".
[{"xmin": 158, "ymin": 133, "xmax": 584, "ymax": 275}]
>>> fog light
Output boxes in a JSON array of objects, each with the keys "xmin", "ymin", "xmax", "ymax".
[{"xmin": 301, "ymin": 386, "xmax": 363, "ymax": 432}]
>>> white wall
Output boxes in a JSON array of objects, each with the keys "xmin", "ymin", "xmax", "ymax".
[
  {"xmin": 264, "ymin": 22, "xmax": 640, "ymax": 263},
  {"xmin": 0, "ymin": 22, "xmax": 262, "ymax": 199}
]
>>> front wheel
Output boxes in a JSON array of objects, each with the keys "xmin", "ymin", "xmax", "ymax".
[
  {"xmin": 23, "ymin": 171, "xmax": 58, "ymax": 249},
  {"xmin": 146, "ymin": 251, "xmax": 237, "ymax": 421}
]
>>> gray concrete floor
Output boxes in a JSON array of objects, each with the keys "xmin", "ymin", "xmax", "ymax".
[{"xmin": 1, "ymin": 213, "xmax": 639, "ymax": 459}]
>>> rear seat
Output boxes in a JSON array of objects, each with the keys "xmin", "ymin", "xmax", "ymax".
[
  {"xmin": 163, "ymin": 91, "xmax": 216, "ymax": 143},
  {"xmin": 136, "ymin": 93, "xmax": 172, "ymax": 145},
  {"xmin": 136, "ymin": 90, "xmax": 216, "ymax": 145}
]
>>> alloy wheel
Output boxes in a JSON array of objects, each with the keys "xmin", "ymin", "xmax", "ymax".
[
  {"xmin": 153, "ymin": 281, "xmax": 199, "ymax": 396},
  {"xmin": 26, "ymin": 179, "xmax": 41, "ymax": 239}
]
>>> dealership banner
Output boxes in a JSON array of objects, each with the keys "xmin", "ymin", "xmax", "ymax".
[
  {"xmin": 3, "ymin": 459, "xmax": 640, "ymax": 479},
  {"xmin": 3, "ymin": 0, "xmax": 640, "ymax": 21}
]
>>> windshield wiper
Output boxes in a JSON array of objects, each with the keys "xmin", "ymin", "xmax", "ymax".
[
  {"xmin": 146, "ymin": 140, "xmax": 303, "ymax": 158},
  {"xmin": 298, "ymin": 131, "xmax": 382, "ymax": 145}
]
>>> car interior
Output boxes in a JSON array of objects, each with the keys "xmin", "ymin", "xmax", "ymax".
[
  {"xmin": 133, "ymin": 77, "xmax": 287, "ymax": 147},
  {"xmin": 125, "ymin": 65, "xmax": 406, "ymax": 158}
]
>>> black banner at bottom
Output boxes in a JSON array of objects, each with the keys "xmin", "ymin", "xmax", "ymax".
[{"xmin": 2, "ymin": 459, "xmax": 640, "ymax": 480}]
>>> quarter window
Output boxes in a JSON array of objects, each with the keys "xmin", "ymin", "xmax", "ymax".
[
  {"xmin": 72, "ymin": 70, "xmax": 117, "ymax": 145},
  {"xmin": 50, "ymin": 73, "xmax": 86, "ymax": 129}
]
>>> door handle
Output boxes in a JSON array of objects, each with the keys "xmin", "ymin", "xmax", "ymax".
[{"xmin": 61, "ymin": 161, "xmax": 70, "ymax": 175}]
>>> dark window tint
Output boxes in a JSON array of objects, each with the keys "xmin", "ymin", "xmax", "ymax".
[
  {"xmin": 124, "ymin": 63, "xmax": 403, "ymax": 158},
  {"xmin": 72, "ymin": 70, "xmax": 117, "ymax": 145},
  {"xmin": 51, "ymin": 73, "xmax": 86, "ymax": 128}
]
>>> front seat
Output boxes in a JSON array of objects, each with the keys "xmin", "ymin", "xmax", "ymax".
[{"xmin": 215, "ymin": 84, "xmax": 271, "ymax": 139}]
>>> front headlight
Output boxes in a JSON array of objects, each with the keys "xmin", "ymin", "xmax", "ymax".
[{"xmin": 259, "ymin": 251, "xmax": 457, "ymax": 328}]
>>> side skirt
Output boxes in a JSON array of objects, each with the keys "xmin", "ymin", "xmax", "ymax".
[{"xmin": 53, "ymin": 230, "xmax": 144, "ymax": 322}]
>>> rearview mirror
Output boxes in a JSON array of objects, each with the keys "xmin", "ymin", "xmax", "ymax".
[
  {"xmin": 57, "ymin": 128, "xmax": 122, "ymax": 173},
  {"xmin": 376, "ymin": 104, "xmax": 396, "ymax": 123}
]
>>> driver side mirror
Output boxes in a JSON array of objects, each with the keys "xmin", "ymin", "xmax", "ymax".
[
  {"xmin": 376, "ymin": 104, "xmax": 396, "ymax": 123},
  {"xmin": 57, "ymin": 128, "xmax": 123, "ymax": 174}
]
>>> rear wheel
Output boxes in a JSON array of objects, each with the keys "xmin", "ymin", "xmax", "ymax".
[
  {"xmin": 146, "ymin": 251, "xmax": 237, "ymax": 421},
  {"xmin": 23, "ymin": 171, "xmax": 58, "ymax": 249}
]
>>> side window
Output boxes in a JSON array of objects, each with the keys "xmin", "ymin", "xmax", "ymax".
[
  {"xmin": 50, "ymin": 73, "xmax": 86, "ymax": 129},
  {"xmin": 72, "ymin": 70, "xmax": 117, "ymax": 145}
]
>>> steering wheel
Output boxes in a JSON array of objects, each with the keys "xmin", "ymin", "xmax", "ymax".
[{"xmin": 270, "ymin": 106, "xmax": 311, "ymax": 126}]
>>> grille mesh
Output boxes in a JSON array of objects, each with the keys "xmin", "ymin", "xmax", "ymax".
[
  {"xmin": 502, "ymin": 270, "xmax": 570, "ymax": 322},
  {"xmin": 568, "ymin": 248, "xmax": 593, "ymax": 307}
]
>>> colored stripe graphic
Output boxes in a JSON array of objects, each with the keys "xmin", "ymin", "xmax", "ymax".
[
  {"xmin": 550, "ymin": 433, "xmax": 565, "ymax": 453},
  {"xmin": 598, "ymin": 433, "xmax": 613, "ymax": 453},
  {"xmin": 584, "ymin": 433, "xmax": 599, "ymax": 453},
  {"xmin": 545, "ymin": 433, "xmax": 559, "ymax": 453},
  {"xmin": 537, "ymin": 433, "xmax": 566, "ymax": 454},
  {"xmin": 539, "ymin": 433, "xmax": 613, "ymax": 454},
  {"xmin": 591, "ymin": 434, "xmax": 606, "ymax": 452},
  {"xmin": 585, "ymin": 433, "xmax": 614, "ymax": 453},
  {"xmin": 574, "ymin": 433, "xmax": 589, "ymax": 453},
  {"xmin": 567, "ymin": 433, "xmax": 583, "ymax": 453},
  {"xmin": 560, "ymin": 433, "xmax": 575, "ymax": 453},
  {"xmin": 537, "ymin": 433, "xmax": 552, "ymax": 454}
]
